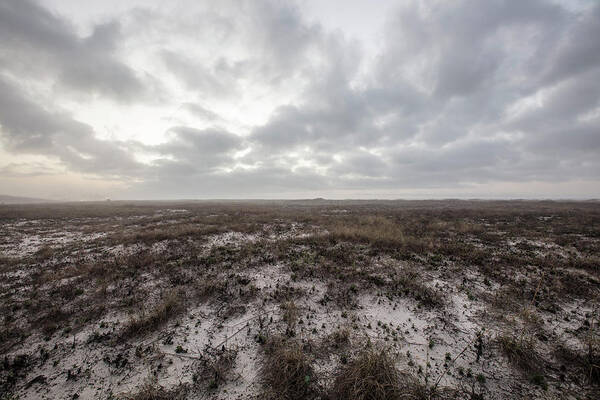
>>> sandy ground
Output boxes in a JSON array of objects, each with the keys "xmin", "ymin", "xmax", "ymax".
[{"xmin": 0, "ymin": 202, "xmax": 598, "ymax": 399}]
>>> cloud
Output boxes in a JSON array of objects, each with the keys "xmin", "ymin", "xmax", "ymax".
[
  {"xmin": 0, "ymin": 0, "xmax": 146, "ymax": 101},
  {"xmin": 0, "ymin": 0, "xmax": 598, "ymax": 199},
  {"xmin": 242, "ymin": 0, "xmax": 600, "ymax": 194},
  {"xmin": 183, "ymin": 103, "xmax": 221, "ymax": 122},
  {"xmin": 149, "ymin": 126, "xmax": 243, "ymax": 171},
  {"xmin": 0, "ymin": 74, "xmax": 141, "ymax": 175},
  {"xmin": 160, "ymin": 50, "xmax": 247, "ymax": 100},
  {"xmin": 540, "ymin": 3, "xmax": 600, "ymax": 85}
]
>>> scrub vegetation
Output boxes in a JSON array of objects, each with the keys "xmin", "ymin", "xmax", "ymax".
[{"xmin": 0, "ymin": 200, "xmax": 598, "ymax": 399}]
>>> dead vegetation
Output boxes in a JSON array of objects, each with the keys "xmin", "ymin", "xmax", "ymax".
[
  {"xmin": 328, "ymin": 345, "xmax": 459, "ymax": 400},
  {"xmin": 326, "ymin": 327, "xmax": 351, "ymax": 349},
  {"xmin": 122, "ymin": 291, "xmax": 185, "ymax": 338},
  {"xmin": 193, "ymin": 348, "xmax": 238, "ymax": 391},
  {"xmin": 0, "ymin": 200, "xmax": 599, "ymax": 399},
  {"xmin": 497, "ymin": 333, "xmax": 544, "ymax": 377},
  {"xmin": 121, "ymin": 380, "xmax": 187, "ymax": 400},
  {"xmin": 260, "ymin": 335, "xmax": 319, "ymax": 400},
  {"xmin": 389, "ymin": 267, "xmax": 445, "ymax": 308},
  {"xmin": 329, "ymin": 346, "xmax": 405, "ymax": 400}
]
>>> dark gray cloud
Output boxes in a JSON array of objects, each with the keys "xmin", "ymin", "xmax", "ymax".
[
  {"xmin": 156, "ymin": 1, "xmax": 326, "ymax": 98},
  {"xmin": 148, "ymin": 126, "xmax": 243, "ymax": 172},
  {"xmin": 0, "ymin": 0, "xmax": 146, "ymax": 101},
  {"xmin": 244, "ymin": 0, "xmax": 600, "ymax": 193},
  {"xmin": 0, "ymin": 0, "xmax": 599, "ymax": 199},
  {"xmin": 540, "ymin": 4, "xmax": 600, "ymax": 85}
]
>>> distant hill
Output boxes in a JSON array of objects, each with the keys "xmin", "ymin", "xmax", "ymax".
[{"xmin": 0, "ymin": 195, "xmax": 52, "ymax": 204}]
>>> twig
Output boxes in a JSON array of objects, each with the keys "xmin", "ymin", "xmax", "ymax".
[
  {"xmin": 212, "ymin": 308, "xmax": 276, "ymax": 349},
  {"xmin": 224, "ymin": 307, "xmax": 276, "ymax": 329},
  {"xmin": 160, "ymin": 351, "xmax": 203, "ymax": 360},
  {"xmin": 212, "ymin": 323, "xmax": 249, "ymax": 350},
  {"xmin": 431, "ymin": 333, "xmax": 479, "ymax": 394}
]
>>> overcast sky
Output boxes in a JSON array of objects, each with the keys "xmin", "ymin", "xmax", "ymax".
[{"xmin": 0, "ymin": 0, "xmax": 599, "ymax": 200}]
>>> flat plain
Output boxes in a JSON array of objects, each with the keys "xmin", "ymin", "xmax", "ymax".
[{"xmin": 0, "ymin": 200, "xmax": 598, "ymax": 399}]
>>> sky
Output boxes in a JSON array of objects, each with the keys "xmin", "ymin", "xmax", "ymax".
[{"xmin": 0, "ymin": 0, "xmax": 599, "ymax": 200}]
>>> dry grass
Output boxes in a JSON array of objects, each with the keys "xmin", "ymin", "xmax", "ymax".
[
  {"xmin": 261, "ymin": 335, "xmax": 319, "ymax": 400},
  {"xmin": 497, "ymin": 333, "xmax": 543, "ymax": 376},
  {"xmin": 1, "ymin": 200, "xmax": 600, "ymax": 399},
  {"xmin": 121, "ymin": 291, "xmax": 185, "ymax": 338},
  {"xmin": 329, "ymin": 327, "xmax": 350, "ymax": 347},
  {"xmin": 0, "ymin": 354, "xmax": 30, "ymax": 395},
  {"xmin": 584, "ymin": 324, "xmax": 600, "ymax": 385},
  {"xmin": 106, "ymin": 224, "xmax": 224, "ymax": 246},
  {"xmin": 587, "ymin": 354, "xmax": 600, "ymax": 385},
  {"xmin": 328, "ymin": 216, "xmax": 406, "ymax": 246},
  {"xmin": 121, "ymin": 381, "xmax": 187, "ymax": 400},
  {"xmin": 281, "ymin": 301, "xmax": 299, "ymax": 334},
  {"xmin": 390, "ymin": 267, "xmax": 444, "ymax": 308},
  {"xmin": 554, "ymin": 341, "xmax": 600, "ymax": 386},
  {"xmin": 329, "ymin": 346, "xmax": 427, "ymax": 400},
  {"xmin": 193, "ymin": 348, "xmax": 238, "ymax": 390}
]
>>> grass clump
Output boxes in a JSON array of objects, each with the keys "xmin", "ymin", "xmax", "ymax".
[
  {"xmin": 390, "ymin": 268, "xmax": 444, "ymax": 308},
  {"xmin": 328, "ymin": 346, "xmax": 458, "ymax": 399},
  {"xmin": 556, "ymin": 333, "xmax": 600, "ymax": 385},
  {"xmin": 584, "ymin": 325, "xmax": 600, "ymax": 385},
  {"xmin": 498, "ymin": 333, "xmax": 543, "ymax": 376},
  {"xmin": 328, "ymin": 216, "xmax": 406, "ymax": 248},
  {"xmin": 261, "ymin": 335, "xmax": 319, "ymax": 400},
  {"xmin": 281, "ymin": 301, "xmax": 301, "ymax": 337},
  {"xmin": 193, "ymin": 348, "xmax": 237, "ymax": 391},
  {"xmin": 329, "ymin": 346, "xmax": 409, "ymax": 400},
  {"xmin": 122, "ymin": 291, "xmax": 184, "ymax": 338},
  {"xmin": 330, "ymin": 327, "xmax": 350, "ymax": 348}
]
